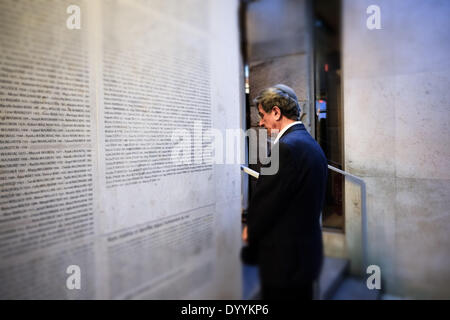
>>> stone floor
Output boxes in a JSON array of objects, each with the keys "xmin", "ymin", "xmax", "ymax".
[{"xmin": 242, "ymin": 256, "xmax": 381, "ymax": 300}]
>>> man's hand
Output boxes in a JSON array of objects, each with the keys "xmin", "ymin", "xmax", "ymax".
[{"xmin": 242, "ymin": 225, "xmax": 248, "ymax": 243}]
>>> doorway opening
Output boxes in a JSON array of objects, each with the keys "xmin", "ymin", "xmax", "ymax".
[{"xmin": 313, "ymin": 0, "xmax": 345, "ymax": 231}]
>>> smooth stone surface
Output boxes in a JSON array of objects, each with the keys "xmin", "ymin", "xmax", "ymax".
[
  {"xmin": 331, "ymin": 277, "xmax": 380, "ymax": 300},
  {"xmin": 323, "ymin": 231, "xmax": 347, "ymax": 259},
  {"xmin": 394, "ymin": 71, "xmax": 450, "ymax": 180},
  {"xmin": 393, "ymin": 178, "xmax": 450, "ymax": 298},
  {"xmin": 364, "ymin": 177, "xmax": 397, "ymax": 293},
  {"xmin": 342, "ymin": 0, "xmax": 396, "ymax": 79},
  {"xmin": 319, "ymin": 256, "xmax": 350, "ymax": 300},
  {"xmin": 344, "ymin": 76, "xmax": 397, "ymax": 177},
  {"xmin": 393, "ymin": 0, "xmax": 450, "ymax": 75},
  {"xmin": 246, "ymin": 0, "xmax": 310, "ymax": 63},
  {"xmin": 342, "ymin": 0, "xmax": 450, "ymax": 298}
]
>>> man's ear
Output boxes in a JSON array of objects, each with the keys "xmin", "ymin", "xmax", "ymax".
[{"xmin": 272, "ymin": 106, "xmax": 282, "ymax": 121}]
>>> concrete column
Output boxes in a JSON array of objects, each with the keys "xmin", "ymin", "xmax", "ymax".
[
  {"xmin": 246, "ymin": 0, "xmax": 314, "ymax": 133},
  {"xmin": 342, "ymin": 0, "xmax": 450, "ymax": 298}
]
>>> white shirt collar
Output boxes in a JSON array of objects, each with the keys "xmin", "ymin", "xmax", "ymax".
[{"xmin": 273, "ymin": 121, "xmax": 302, "ymax": 144}]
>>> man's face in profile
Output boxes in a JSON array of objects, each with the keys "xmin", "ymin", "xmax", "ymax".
[{"xmin": 258, "ymin": 104, "xmax": 278, "ymax": 136}]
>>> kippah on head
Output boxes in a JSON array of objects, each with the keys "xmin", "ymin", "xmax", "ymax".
[
  {"xmin": 273, "ymin": 84, "xmax": 298, "ymax": 103},
  {"xmin": 253, "ymin": 83, "xmax": 301, "ymax": 121}
]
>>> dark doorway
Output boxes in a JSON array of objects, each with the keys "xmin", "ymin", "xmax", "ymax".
[{"xmin": 313, "ymin": 0, "xmax": 345, "ymax": 231}]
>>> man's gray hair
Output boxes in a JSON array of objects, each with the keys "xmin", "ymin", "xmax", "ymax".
[{"xmin": 253, "ymin": 84, "xmax": 301, "ymax": 121}]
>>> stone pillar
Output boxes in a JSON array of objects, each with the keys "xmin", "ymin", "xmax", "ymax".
[
  {"xmin": 245, "ymin": 0, "xmax": 315, "ymax": 195},
  {"xmin": 246, "ymin": 0, "xmax": 314, "ymax": 132},
  {"xmin": 342, "ymin": 0, "xmax": 450, "ymax": 298}
]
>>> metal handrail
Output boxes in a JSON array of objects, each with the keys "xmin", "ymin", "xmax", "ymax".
[{"xmin": 327, "ymin": 165, "xmax": 368, "ymax": 271}]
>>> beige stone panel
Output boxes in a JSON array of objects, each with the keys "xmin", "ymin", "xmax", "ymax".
[
  {"xmin": 214, "ymin": 164, "xmax": 242, "ymax": 205},
  {"xmin": 344, "ymin": 179, "xmax": 363, "ymax": 275},
  {"xmin": 364, "ymin": 177, "xmax": 397, "ymax": 294},
  {"xmin": 249, "ymin": 105, "xmax": 260, "ymax": 128},
  {"xmin": 393, "ymin": 0, "xmax": 450, "ymax": 75},
  {"xmin": 394, "ymin": 178, "xmax": 450, "ymax": 299},
  {"xmin": 246, "ymin": 0, "xmax": 310, "ymax": 63},
  {"xmin": 394, "ymin": 71, "xmax": 450, "ymax": 180},
  {"xmin": 344, "ymin": 76, "xmax": 396, "ymax": 177},
  {"xmin": 345, "ymin": 175, "xmax": 399, "ymax": 284},
  {"xmin": 342, "ymin": 0, "xmax": 396, "ymax": 79},
  {"xmin": 323, "ymin": 231, "xmax": 347, "ymax": 259},
  {"xmin": 213, "ymin": 197, "xmax": 243, "ymax": 298}
]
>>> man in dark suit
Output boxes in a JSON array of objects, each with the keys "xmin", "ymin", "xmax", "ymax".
[{"xmin": 241, "ymin": 84, "xmax": 328, "ymax": 300}]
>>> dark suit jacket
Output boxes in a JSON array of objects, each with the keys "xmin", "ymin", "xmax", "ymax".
[{"xmin": 241, "ymin": 123, "xmax": 328, "ymax": 288}]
